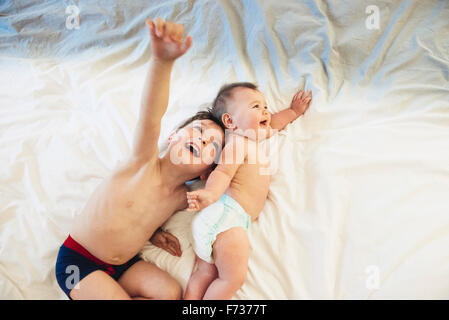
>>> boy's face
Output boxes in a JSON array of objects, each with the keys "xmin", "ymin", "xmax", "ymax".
[
  {"xmin": 225, "ymin": 87, "xmax": 271, "ymax": 140},
  {"xmin": 168, "ymin": 119, "xmax": 225, "ymax": 175}
]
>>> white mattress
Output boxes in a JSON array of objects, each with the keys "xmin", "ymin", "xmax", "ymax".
[{"xmin": 1, "ymin": 0, "xmax": 449, "ymax": 299}]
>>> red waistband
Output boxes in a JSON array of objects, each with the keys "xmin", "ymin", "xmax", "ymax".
[{"xmin": 64, "ymin": 235, "xmax": 109, "ymax": 266}]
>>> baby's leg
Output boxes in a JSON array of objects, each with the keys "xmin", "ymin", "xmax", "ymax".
[
  {"xmin": 184, "ymin": 255, "xmax": 218, "ymax": 300},
  {"xmin": 203, "ymin": 227, "xmax": 249, "ymax": 300}
]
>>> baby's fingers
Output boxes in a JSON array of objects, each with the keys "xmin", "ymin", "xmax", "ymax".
[
  {"xmin": 299, "ymin": 91, "xmax": 312, "ymax": 101},
  {"xmin": 293, "ymin": 90, "xmax": 304, "ymax": 101},
  {"xmin": 186, "ymin": 192, "xmax": 199, "ymax": 199},
  {"xmin": 305, "ymin": 92, "xmax": 312, "ymax": 102},
  {"xmin": 187, "ymin": 200, "xmax": 199, "ymax": 211}
]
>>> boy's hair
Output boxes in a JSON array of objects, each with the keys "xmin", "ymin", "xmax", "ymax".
[
  {"xmin": 209, "ymin": 82, "xmax": 258, "ymax": 127},
  {"xmin": 177, "ymin": 110, "xmax": 225, "ymax": 132},
  {"xmin": 176, "ymin": 110, "xmax": 225, "ymax": 176}
]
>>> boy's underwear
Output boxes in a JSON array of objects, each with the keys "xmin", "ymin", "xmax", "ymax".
[
  {"xmin": 55, "ymin": 235, "xmax": 140, "ymax": 299},
  {"xmin": 191, "ymin": 193, "xmax": 251, "ymax": 264}
]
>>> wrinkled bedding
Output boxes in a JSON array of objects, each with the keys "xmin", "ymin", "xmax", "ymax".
[{"xmin": 1, "ymin": 0, "xmax": 449, "ymax": 299}]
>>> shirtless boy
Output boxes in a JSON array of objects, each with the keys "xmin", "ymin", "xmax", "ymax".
[
  {"xmin": 55, "ymin": 18, "xmax": 225, "ymax": 299},
  {"xmin": 184, "ymin": 83, "xmax": 311, "ymax": 299}
]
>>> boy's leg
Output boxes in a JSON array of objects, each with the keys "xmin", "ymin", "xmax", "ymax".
[
  {"xmin": 203, "ymin": 227, "xmax": 249, "ymax": 300},
  {"xmin": 118, "ymin": 260, "xmax": 182, "ymax": 300},
  {"xmin": 184, "ymin": 255, "xmax": 218, "ymax": 300},
  {"xmin": 69, "ymin": 270, "xmax": 131, "ymax": 300}
]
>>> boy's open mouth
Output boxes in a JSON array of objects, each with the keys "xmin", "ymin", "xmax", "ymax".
[
  {"xmin": 259, "ymin": 120, "xmax": 268, "ymax": 127},
  {"xmin": 185, "ymin": 142, "xmax": 200, "ymax": 157}
]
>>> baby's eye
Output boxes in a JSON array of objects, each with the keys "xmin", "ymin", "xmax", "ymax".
[
  {"xmin": 252, "ymin": 104, "xmax": 259, "ymax": 109},
  {"xmin": 264, "ymin": 106, "xmax": 268, "ymax": 109}
]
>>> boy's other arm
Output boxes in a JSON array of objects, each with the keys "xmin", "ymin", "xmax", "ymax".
[
  {"xmin": 150, "ymin": 228, "xmax": 182, "ymax": 257},
  {"xmin": 270, "ymin": 90, "xmax": 312, "ymax": 132},
  {"xmin": 132, "ymin": 18, "xmax": 192, "ymax": 162}
]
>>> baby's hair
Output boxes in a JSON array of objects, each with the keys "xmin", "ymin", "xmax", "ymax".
[{"xmin": 209, "ymin": 82, "xmax": 258, "ymax": 127}]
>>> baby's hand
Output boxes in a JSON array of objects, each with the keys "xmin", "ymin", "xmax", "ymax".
[
  {"xmin": 146, "ymin": 18, "xmax": 192, "ymax": 61},
  {"xmin": 186, "ymin": 190, "xmax": 216, "ymax": 212},
  {"xmin": 290, "ymin": 90, "xmax": 312, "ymax": 117}
]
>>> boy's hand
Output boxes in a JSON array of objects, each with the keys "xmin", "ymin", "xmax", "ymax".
[
  {"xmin": 186, "ymin": 190, "xmax": 217, "ymax": 212},
  {"xmin": 150, "ymin": 229, "xmax": 182, "ymax": 257},
  {"xmin": 146, "ymin": 18, "xmax": 192, "ymax": 61},
  {"xmin": 290, "ymin": 90, "xmax": 312, "ymax": 117}
]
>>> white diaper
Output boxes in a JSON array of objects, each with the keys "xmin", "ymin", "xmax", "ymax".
[{"xmin": 191, "ymin": 194, "xmax": 251, "ymax": 264}]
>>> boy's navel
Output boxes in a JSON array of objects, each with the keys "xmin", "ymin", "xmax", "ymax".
[{"xmin": 126, "ymin": 201, "xmax": 134, "ymax": 208}]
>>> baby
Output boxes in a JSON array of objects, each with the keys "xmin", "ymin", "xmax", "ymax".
[{"xmin": 184, "ymin": 82, "xmax": 312, "ymax": 299}]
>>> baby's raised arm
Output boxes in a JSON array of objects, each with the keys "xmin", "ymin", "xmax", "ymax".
[
  {"xmin": 269, "ymin": 90, "xmax": 312, "ymax": 131},
  {"xmin": 132, "ymin": 18, "xmax": 192, "ymax": 162}
]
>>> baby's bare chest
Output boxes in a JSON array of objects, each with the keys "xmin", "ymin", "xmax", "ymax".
[{"xmin": 233, "ymin": 161, "xmax": 271, "ymax": 188}]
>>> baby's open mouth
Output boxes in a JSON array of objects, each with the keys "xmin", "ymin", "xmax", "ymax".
[
  {"xmin": 185, "ymin": 142, "xmax": 200, "ymax": 157},
  {"xmin": 259, "ymin": 120, "xmax": 268, "ymax": 126}
]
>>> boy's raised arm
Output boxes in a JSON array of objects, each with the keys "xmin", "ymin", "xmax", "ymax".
[{"xmin": 132, "ymin": 18, "xmax": 192, "ymax": 162}]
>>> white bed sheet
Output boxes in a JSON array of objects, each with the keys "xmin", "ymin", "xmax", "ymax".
[{"xmin": 1, "ymin": 0, "xmax": 449, "ymax": 299}]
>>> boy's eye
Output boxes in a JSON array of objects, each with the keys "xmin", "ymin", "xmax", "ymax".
[{"xmin": 264, "ymin": 106, "xmax": 268, "ymax": 109}]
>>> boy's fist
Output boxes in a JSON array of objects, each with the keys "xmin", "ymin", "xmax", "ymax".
[
  {"xmin": 146, "ymin": 18, "xmax": 192, "ymax": 61},
  {"xmin": 150, "ymin": 229, "xmax": 182, "ymax": 257},
  {"xmin": 290, "ymin": 90, "xmax": 312, "ymax": 117}
]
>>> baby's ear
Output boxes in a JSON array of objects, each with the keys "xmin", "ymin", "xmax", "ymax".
[{"xmin": 222, "ymin": 113, "xmax": 235, "ymax": 129}]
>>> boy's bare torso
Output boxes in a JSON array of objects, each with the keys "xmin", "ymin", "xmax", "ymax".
[
  {"xmin": 225, "ymin": 135, "xmax": 271, "ymax": 220},
  {"xmin": 70, "ymin": 158, "xmax": 187, "ymax": 265}
]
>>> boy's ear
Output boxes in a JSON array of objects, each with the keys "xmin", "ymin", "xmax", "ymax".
[
  {"xmin": 222, "ymin": 113, "xmax": 236, "ymax": 129},
  {"xmin": 167, "ymin": 131, "xmax": 179, "ymax": 144}
]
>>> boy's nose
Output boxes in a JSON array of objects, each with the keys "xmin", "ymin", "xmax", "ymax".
[
  {"xmin": 197, "ymin": 135, "xmax": 207, "ymax": 146},
  {"xmin": 199, "ymin": 135, "xmax": 214, "ymax": 146}
]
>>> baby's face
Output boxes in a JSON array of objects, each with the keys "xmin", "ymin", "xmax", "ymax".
[{"xmin": 226, "ymin": 87, "xmax": 271, "ymax": 140}]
